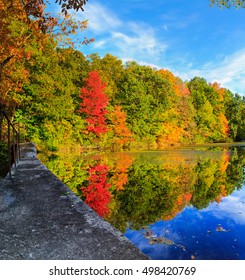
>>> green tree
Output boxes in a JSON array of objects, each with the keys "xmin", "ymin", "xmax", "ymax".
[
  {"xmin": 188, "ymin": 77, "xmax": 230, "ymax": 143},
  {"xmin": 57, "ymin": 48, "xmax": 90, "ymax": 107},
  {"xmin": 88, "ymin": 53, "xmax": 124, "ymax": 101},
  {"xmin": 15, "ymin": 36, "xmax": 84, "ymax": 152},
  {"xmin": 224, "ymin": 91, "xmax": 245, "ymax": 140},
  {"xmin": 112, "ymin": 160, "xmax": 178, "ymax": 230},
  {"xmin": 117, "ymin": 62, "xmax": 170, "ymax": 147}
]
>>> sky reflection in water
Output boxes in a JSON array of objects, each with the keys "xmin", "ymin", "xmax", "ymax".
[
  {"xmin": 88, "ymin": 146, "xmax": 245, "ymax": 260},
  {"xmin": 125, "ymin": 180, "xmax": 245, "ymax": 260}
]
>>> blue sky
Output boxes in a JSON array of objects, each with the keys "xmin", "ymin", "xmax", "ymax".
[{"xmin": 52, "ymin": 0, "xmax": 245, "ymax": 96}]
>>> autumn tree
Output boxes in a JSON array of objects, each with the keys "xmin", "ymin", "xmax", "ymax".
[
  {"xmin": 88, "ymin": 53, "xmax": 124, "ymax": 101},
  {"xmin": 15, "ymin": 35, "xmax": 83, "ymax": 152},
  {"xmin": 0, "ymin": 0, "xmax": 41, "ymax": 106},
  {"xmin": 80, "ymin": 163, "xmax": 111, "ymax": 218},
  {"xmin": 0, "ymin": 0, "xmax": 59, "ymax": 104},
  {"xmin": 224, "ymin": 91, "xmax": 245, "ymax": 140},
  {"xmin": 107, "ymin": 105, "xmax": 132, "ymax": 150},
  {"xmin": 0, "ymin": 0, "xmax": 90, "ymax": 108},
  {"xmin": 157, "ymin": 70, "xmax": 196, "ymax": 146},
  {"xmin": 109, "ymin": 153, "xmax": 134, "ymax": 191},
  {"xmin": 117, "ymin": 62, "xmax": 170, "ymax": 147},
  {"xmin": 79, "ymin": 71, "xmax": 109, "ymax": 136},
  {"xmin": 188, "ymin": 77, "xmax": 230, "ymax": 143}
]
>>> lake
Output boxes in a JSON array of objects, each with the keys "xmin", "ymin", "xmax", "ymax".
[{"xmin": 42, "ymin": 144, "xmax": 245, "ymax": 260}]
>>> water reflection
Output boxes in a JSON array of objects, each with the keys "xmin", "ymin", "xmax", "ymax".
[{"xmin": 41, "ymin": 145, "xmax": 245, "ymax": 259}]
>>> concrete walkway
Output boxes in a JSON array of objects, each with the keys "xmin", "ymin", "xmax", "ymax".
[{"xmin": 0, "ymin": 143, "xmax": 148, "ymax": 260}]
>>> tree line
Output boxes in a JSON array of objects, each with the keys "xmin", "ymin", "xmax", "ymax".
[{"xmin": 12, "ymin": 50, "xmax": 245, "ymax": 152}]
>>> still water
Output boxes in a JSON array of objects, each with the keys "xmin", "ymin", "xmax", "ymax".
[{"xmin": 43, "ymin": 145, "xmax": 245, "ymax": 260}]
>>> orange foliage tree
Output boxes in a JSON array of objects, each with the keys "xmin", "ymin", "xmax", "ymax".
[
  {"xmin": 0, "ymin": 0, "xmax": 91, "ymax": 108},
  {"xmin": 0, "ymin": 0, "xmax": 37, "ymax": 105},
  {"xmin": 157, "ymin": 69, "xmax": 194, "ymax": 147},
  {"xmin": 107, "ymin": 105, "xmax": 132, "ymax": 150},
  {"xmin": 109, "ymin": 154, "xmax": 134, "ymax": 191},
  {"xmin": 210, "ymin": 82, "xmax": 230, "ymax": 139}
]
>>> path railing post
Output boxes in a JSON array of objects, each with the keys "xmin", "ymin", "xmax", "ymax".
[
  {"xmin": 18, "ymin": 122, "xmax": 21, "ymax": 161},
  {"xmin": 0, "ymin": 104, "xmax": 21, "ymax": 179},
  {"xmin": 7, "ymin": 119, "xmax": 12, "ymax": 179}
]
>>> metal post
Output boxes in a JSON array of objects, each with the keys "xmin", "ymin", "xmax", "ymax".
[
  {"xmin": 15, "ymin": 124, "xmax": 19, "ymax": 163},
  {"xmin": 7, "ymin": 120, "xmax": 12, "ymax": 179},
  {"xmin": 1, "ymin": 105, "xmax": 21, "ymax": 178},
  {"xmin": 0, "ymin": 113, "xmax": 2, "ymax": 142},
  {"xmin": 13, "ymin": 126, "xmax": 16, "ymax": 168},
  {"xmin": 18, "ymin": 123, "xmax": 21, "ymax": 161},
  {"xmin": 0, "ymin": 104, "xmax": 4, "ymax": 142}
]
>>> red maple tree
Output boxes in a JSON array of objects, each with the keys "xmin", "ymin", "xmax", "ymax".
[
  {"xmin": 81, "ymin": 163, "xmax": 111, "ymax": 217},
  {"xmin": 79, "ymin": 71, "xmax": 109, "ymax": 135}
]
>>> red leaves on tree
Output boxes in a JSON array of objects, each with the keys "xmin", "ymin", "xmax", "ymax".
[
  {"xmin": 81, "ymin": 163, "xmax": 111, "ymax": 218},
  {"xmin": 79, "ymin": 71, "xmax": 109, "ymax": 135}
]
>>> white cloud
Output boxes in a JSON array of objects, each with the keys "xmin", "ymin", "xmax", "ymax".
[
  {"xmin": 79, "ymin": 3, "xmax": 122, "ymax": 33},
  {"xmin": 160, "ymin": 11, "xmax": 199, "ymax": 31},
  {"xmin": 201, "ymin": 188, "xmax": 245, "ymax": 225},
  {"xmin": 176, "ymin": 49, "xmax": 245, "ymax": 96},
  {"xmin": 78, "ymin": 3, "xmax": 245, "ymax": 97},
  {"xmin": 93, "ymin": 39, "xmax": 108, "ymax": 49},
  {"xmin": 111, "ymin": 22, "xmax": 167, "ymax": 61},
  {"xmin": 76, "ymin": 2, "xmax": 168, "ymax": 64}
]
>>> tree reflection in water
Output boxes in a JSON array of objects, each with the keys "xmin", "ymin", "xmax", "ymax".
[{"xmin": 41, "ymin": 146, "xmax": 245, "ymax": 259}]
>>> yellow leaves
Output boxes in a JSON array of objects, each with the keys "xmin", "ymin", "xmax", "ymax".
[
  {"xmin": 22, "ymin": 69, "xmax": 29, "ymax": 78},
  {"xmin": 220, "ymin": 153, "xmax": 230, "ymax": 174},
  {"xmin": 219, "ymin": 113, "xmax": 230, "ymax": 137},
  {"xmin": 107, "ymin": 105, "xmax": 132, "ymax": 146},
  {"xmin": 111, "ymin": 173, "xmax": 128, "ymax": 191},
  {"xmin": 157, "ymin": 122, "xmax": 184, "ymax": 146},
  {"xmin": 80, "ymin": 20, "xmax": 89, "ymax": 29},
  {"xmin": 64, "ymin": 13, "xmax": 71, "ymax": 20},
  {"xmin": 177, "ymin": 193, "xmax": 193, "ymax": 206},
  {"xmin": 158, "ymin": 69, "xmax": 190, "ymax": 98},
  {"xmin": 53, "ymin": 12, "xmax": 92, "ymax": 47},
  {"xmin": 109, "ymin": 154, "xmax": 134, "ymax": 191},
  {"xmin": 215, "ymin": 185, "xmax": 228, "ymax": 203},
  {"xmin": 0, "ymin": 1, "xmax": 42, "ymax": 102},
  {"xmin": 158, "ymin": 69, "xmax": 176, "ymax": 84},
  {"xmin": 211, "ymin": 82, "xmax": 225, "ymax": 101},
  {"xmin": 26, "ymin": 51, "xmax": 32, "ymax": 60}
]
